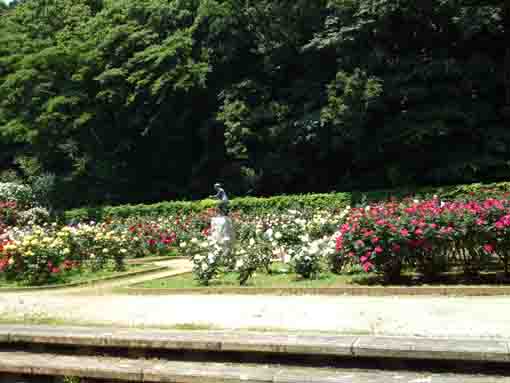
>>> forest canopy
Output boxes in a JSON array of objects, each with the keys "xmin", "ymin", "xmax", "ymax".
[{"xmin": 0, "ymin": 0, "xmax": 509, "ymax": 207}]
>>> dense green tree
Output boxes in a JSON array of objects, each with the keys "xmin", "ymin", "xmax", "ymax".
[{"xmin": 0, "ymin": 0, "xmax": 508, "ymax": 206}]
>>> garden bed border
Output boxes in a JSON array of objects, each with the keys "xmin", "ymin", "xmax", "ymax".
[
  {"xmin": 0, "ymin": 264, "xmax": 169, "ymax": 293},
  {"xmin": 123, "ymin": 274, "xmax": 510, "ymax": 296}
]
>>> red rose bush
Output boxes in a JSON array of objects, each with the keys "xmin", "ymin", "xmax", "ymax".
[{"xmin": 335, "ymin": 198, "xmax": 510, "ymax": 283}]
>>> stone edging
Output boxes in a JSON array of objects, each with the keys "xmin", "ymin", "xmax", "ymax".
[
  {"xmin": 122, "ymin": 281, "xmax": 510, "ymax": 296},
  {"xmin": 0, "ymin": 324, "xmax": 508, "ymax": 363},
  {"xmin": 127, "ymin": 256, "xmax": 188, "ymax": 264},
  {"xmin": 0, "ymin": 265, "xmax": 168, "ymax": 293}
]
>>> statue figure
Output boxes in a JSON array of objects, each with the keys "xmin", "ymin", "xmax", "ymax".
[{"xmin": 211, "ymin": 183, "xmax": 229, "ymax": 216}]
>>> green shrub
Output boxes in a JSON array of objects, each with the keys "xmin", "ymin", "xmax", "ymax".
[
  {"xmin": 64, "ymin": 182, "xmax": 510, "ymax": 223},
  {"xmin": 0, "ymin": 182, "xmax": 34, "ymax": 208}
]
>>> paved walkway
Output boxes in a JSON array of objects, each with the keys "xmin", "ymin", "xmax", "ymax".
[{"xmin": 2, "ymin": 258, "xmax": 510, "ymax": 338}]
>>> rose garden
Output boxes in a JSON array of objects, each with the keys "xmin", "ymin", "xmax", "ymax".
[{"xmin": 3, "ymin": 180, "xmax": 510, "ymax": 290}]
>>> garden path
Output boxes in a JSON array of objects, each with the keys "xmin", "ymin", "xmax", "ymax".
[{"xmin": 1, "ymin": 257, "xmax": 510, "ymax": 339}]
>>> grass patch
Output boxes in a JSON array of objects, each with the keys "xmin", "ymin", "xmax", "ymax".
[
  {"xmin": 0, "ymin": 263, "xmax": 159, "ymax": 288},
  {"xmin": 138, "ymin": 266, "xmax": 369, "ymax": 289},
  {"xmin": 136, "ymin": 263, "xmax": 510, "ymax": 289}
]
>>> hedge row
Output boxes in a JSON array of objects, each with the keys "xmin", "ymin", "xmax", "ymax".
[{"xmin": 64, "ymin": 182, "xmax": 510, "ymax": 222}]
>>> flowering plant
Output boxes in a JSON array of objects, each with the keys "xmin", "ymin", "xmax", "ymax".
[{"xmin": 335, "ymin": 197, "xmax": 510, "ymax": 282}]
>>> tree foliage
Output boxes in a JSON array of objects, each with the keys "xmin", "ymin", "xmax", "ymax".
[{"xmin": 0, "ymin": 0, "xmax": 509, "ymax": 207}]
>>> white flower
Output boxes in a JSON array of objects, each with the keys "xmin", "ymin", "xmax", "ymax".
[
  {"xmin": 309, "ymin": 243, "xmax": 319, "ymax": 255},
  {"xmin": 235, "ymin": 259, "xmax": 244, "ymax": 268},
  {"xmin": 120, "ymin": 249, "xmax": 127, "ymax": 254},
  {"xmin": 249, "ymin": 238, "xmax": 256, "ymax": 246},
  {"xmin": 179, "ymin": 242, "xmax": 187, "ymax": 248},
  {"xmin": 299, "ymin": 234, "xmax": 310, "ymax": 243},
  {"xmin": 274, "ymin": 231, "xmax": 282, "ymax": 240}
]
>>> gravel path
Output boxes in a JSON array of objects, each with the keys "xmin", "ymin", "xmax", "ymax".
[
  {"xmin": 2, "ymin": 257, "xmax": 510, "ymax": 338},
  {"xmin": 0, "ymin": 260, "xmax": 510, "ymax": 338}
]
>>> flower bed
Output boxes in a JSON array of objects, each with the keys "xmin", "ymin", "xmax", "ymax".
[
  {"xmin": 5, "ymin": 181, "xmax": 510, "ymax": 287},
  {"xmin": 0, "ymin": 262, "xmax": 156, "ymax": 288},
  {"xmin": 0, "ymin": 219, "xmax": 180, "ymax": 286},
  {"xmin": 337, "ymin": 197, "xmax": 510, "ymax": 283},
  {"xmin": 0, "ymin": 181, "xmax": 184, "ymax": 286}
]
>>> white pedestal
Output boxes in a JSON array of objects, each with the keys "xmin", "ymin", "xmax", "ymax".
[{"xmin": 211, "ymin": 216, "xmax": 235, "ymax": 246}]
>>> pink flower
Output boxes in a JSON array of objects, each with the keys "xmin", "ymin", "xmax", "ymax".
[
  {"xmin": 362, "ymin": 262, "xmax": 374, "ymax": 272},
  {"xmin": 495, "ymin": 222, "xmax": 505, "ymax": 230},
  {"xmin": 360, "ymin": 254, "xmax": 370, "ymax": 263},
  {"xmin": 374, "ymin": 246, "xmax": 383, "ymax": 254},
  {"xmin": 483, "ymin": 244, "xmax": 495, "ymax": 253},
  {"xmin": 371, "ymin": 237, "xmax": 379, "ymax": 244},
  {"xmin": 414, "ymin": 228, "xmax": 423, "ymax": 236},
  {"xmin": 336, "ymin": 237, "xmax": 343, "ymax": 251},
  {"xmin": 400, "ymin": 229, "xmax": 409, "ymax": 237}
]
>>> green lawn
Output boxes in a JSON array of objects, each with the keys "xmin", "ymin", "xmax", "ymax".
[
  {"xmin": 138, "ymin": 264, "xmax": 510, "ymax": 289},
  {"xmin": 138, "ymin": 267, "xmax": 369, "ymax": 289},
  {"xmin": 0, "ymin": 263, "xmax": 158, "ymax": 288}
]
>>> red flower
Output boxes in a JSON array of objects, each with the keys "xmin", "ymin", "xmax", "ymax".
[
  {"xmin": 483, "ymin": 244, "xmax": 495, "ymax": 254},
  {"xmin": 391, "ymin": 244, "xmax": 401, "ymax": 253},
  {"xmin": 336, "ymin": 237, "xmax": 343, "ymax": 251},
  {"xmin": 362, "ymin": 262, "xmax": 374, "ymax": 272},
  {"xmin": 360, "ymin": 252, "xmax": 371, "ymax": 263},
  {"xmin": 51, "ymin": 267, "xmax": 60, "ymax": 274}
]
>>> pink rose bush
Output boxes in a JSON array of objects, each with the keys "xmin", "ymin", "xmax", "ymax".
[{"xmin": 335, "ymin": 198, "xmax": 510, "ymax": 282}]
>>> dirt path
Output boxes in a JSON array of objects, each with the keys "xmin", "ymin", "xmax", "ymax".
[{"xmin": 2, "ymin": 258, "xmax": 510, "ymax": 338}]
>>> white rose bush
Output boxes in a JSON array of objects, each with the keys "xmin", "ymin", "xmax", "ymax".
[{"xmin": 180, "ymin": 207, "xmax": 351, "ymax": 286}]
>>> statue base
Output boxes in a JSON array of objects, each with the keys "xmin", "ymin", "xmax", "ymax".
[{"xmin": 211, "ymin": 216, "xmax": 235, "ymax": 246}]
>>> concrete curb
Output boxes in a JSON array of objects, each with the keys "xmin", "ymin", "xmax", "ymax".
[
  {"xmin": 121, "ymin": 284, "xmax": 510, "ymax": 297},
  {"xmin": 127, "ymin": 256, "xmax": 188, "ymax": 264},
  {"xmin": 0, "ymin": 325, "xmax": 508, "ymax": 363},
  {"xmin": 2, "ymin": 351, "xmax": 503, "ymax": 383},
  {"xmin": 0, "ymin": 265, "xmax": 168, "ymax": 293}
]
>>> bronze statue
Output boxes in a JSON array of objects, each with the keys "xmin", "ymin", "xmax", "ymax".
[{"xmin": 211, "ymin": 183, "xmax": 229, "ymax": 216}]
